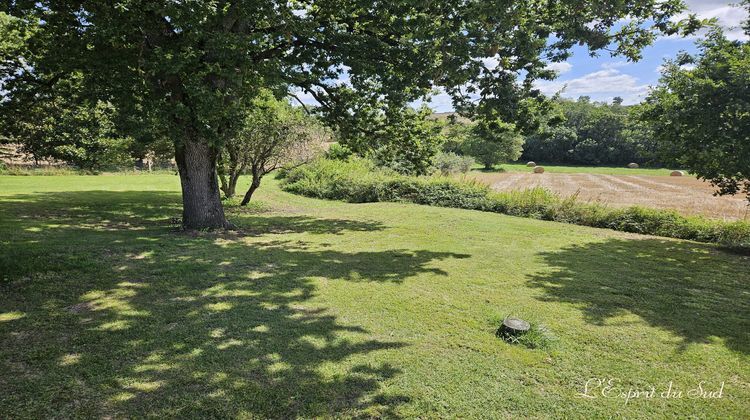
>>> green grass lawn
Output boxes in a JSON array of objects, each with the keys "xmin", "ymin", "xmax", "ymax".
[
  {"xmin": 1, "ymin": 174, "xmax": 748, "ymax": 418},
  {"xmin": 485, "ymin": 163, "xmax": 679, "ymax": 176}
]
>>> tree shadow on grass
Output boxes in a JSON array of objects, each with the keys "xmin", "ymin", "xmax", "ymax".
[
  {"xmin": 0, "ymin": 191, "xmax": 469, "ymax": 418},
  {"xmin": 526, "ymin": 238, "xmax": 750, "ymax": 354}
]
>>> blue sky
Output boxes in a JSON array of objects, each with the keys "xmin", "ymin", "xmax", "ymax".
[{"xmin": 529, "ymin": 0, "xmax": 749, "ymax": 107}]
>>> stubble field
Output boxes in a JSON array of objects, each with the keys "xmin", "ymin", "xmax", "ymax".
[{"xmin": 468, "ymin": 172, "xmax": 749, "ymax": 220}]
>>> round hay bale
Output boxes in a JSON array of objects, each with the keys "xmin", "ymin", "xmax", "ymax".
[
  {"xmin": 627, "ymin": 162, "xmax": 639, "ymax": 169},
  {"xmin": 533, "ymin": 166, "xmax": 545, "ymax": 174},
  {"xmin": 670, "ymin": 170, "xmax": 684, "ymax": 177},
  {"xmin": 526, "ymin": 161, "xmax": 536, "ymax": 167}
]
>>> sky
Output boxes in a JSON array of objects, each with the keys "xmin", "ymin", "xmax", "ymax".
[
  {"xmin": 529, "ymin": 0, "xmax": 750, "ymax": 107},
  {"xmin": 297, "ymin": 0, "xmax": 748, "ymax": 111}
]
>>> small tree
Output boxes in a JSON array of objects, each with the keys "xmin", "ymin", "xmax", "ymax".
[
  {"xmin": 370, "ymin": 107, "xmax": 444, "ymax": 175},
  {"xmin": 440, "ymin": 119, "xmax": 473, "ymax": 155},
  {"xmin": 433, "ymin": 152, "xmax": 474, "ymax": 176},
  {"xmin": 642, "ymin": 24, "xmax": 750, "ymax": 202},
  {"xmin": 218, "ymin": 92, "xmax": 325, "ymax": 205},
  {"xmin": 337, "ymin": 105, "xmax": 444, "ymax": 175},
  {"xmin": 462, "ymin": 121, "xmax": 524, "ymax": 170}
]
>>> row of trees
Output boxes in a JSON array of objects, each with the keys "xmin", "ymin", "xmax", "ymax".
[{"xmin": 521, "ymin": 97, "xmax": 657, "ymax": 167}]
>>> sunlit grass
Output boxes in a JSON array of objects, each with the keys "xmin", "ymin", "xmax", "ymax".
[
  {"xmin": 0, "ymin": 311, "xmax": 26, "ymax": 322},
  {"xmin": 0, "ymin": 174, "xmax": 748, "ymax": 418}
]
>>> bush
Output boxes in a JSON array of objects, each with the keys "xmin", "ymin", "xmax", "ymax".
[
  {"xmin": 282, "ymin": 157, "xmax": 489, "ymax": 207},
  {"xmin": 433, "ymin": 152, "xmax": 475, "ymax": 175},
  {"xmin": 281, "ymin": 158, "xmax": 750, "ymax": 249},
  {"xmin": 325, "ymin": 143, "xmax": 353, "ymax": 160}
]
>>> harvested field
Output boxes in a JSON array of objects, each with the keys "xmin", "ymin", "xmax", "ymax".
[{"xmin": 468, "ymin": 172, "xmax": 750, "ymax": 220}]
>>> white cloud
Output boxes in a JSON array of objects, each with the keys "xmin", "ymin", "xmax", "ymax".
[
  {"xmin": 481, "ymin": 56, "xmax": 500, "ymax": 69},
  {"xmin": 655, "ymin": 63, "xmax": 696, "ymax": 74},
  {"xmin": 669, "ymin": 0, "xmax": 749, "ymax": 41},
  {"xmin": 545, "ymin": 62, "xmax": 573, "ymax": 75},
  {"xmin": 535, "ymin": 67, "xmax": 649, "ymax": 104}
]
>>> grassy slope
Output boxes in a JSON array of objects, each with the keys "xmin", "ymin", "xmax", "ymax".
[
  {"xmin": 1, "ymin": 174, "xmax": 748, "ymax": 418},
  {"xmin": 492, "ymin": 163, "xmax": 678, "ymax": 176}
]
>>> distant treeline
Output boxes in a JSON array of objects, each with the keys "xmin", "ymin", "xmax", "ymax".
[{"xmin": 520, "ymin": 97, "xmax": 658, "ymax": 166}]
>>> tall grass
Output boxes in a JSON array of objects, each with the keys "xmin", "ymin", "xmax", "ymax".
[
  {"xmin": 280, "ymin": 158, "xmax": 750, "ymax": 249},
  {"xmin": 0, "ymin": 164, "xmax": 81, "ymax": 176}
]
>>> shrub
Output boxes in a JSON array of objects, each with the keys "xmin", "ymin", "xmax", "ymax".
[
  {"xmin": 281, "ymin": 158, "xmax": 750, "ymax": 249},
  {"xmin": 433, "ymin": 152, "xmax": 475, "ymax": 175},
  {"xmin": 325, "ymin": 143, "xmax": 353, "ymax": 160}
]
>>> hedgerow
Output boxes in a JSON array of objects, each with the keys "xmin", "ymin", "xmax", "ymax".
[{"xmin": 279, "ymin": 158, "xmax": 750, "ymax": 249}]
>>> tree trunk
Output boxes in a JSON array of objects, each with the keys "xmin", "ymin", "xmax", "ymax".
[
  {"xmin": 219, "ymin": 172, "xmax": 232, "ymax": 198},
  {"xmin": 175, "ymin": 140, "xmax": 232, "ymax": 229},
  {"xmin": 240, "ymin": 170, "xmax": 263, "ymax": 206},
  {"xmin": 228, "ymin": 172, "xmax": 241, "ymax": 198},
  {"xmin": 218, "ymin": 168, "xmax": 242, "ymax": 198}
]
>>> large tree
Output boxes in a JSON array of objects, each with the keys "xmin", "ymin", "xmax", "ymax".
[
  {"xmin": 642, "ymin": 21, "xmax": 750, "ymax": 202},
  {"xmin": 2, "ymin": 1, "xmax": 699, "ymax": 229}
]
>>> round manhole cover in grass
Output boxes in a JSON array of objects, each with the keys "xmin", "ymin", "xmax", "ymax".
[{"xmin": 502, "ymin": 317, "xmax": 530, "ymax": 334}]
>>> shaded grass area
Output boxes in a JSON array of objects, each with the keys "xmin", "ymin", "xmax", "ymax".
[
  {"xmin": 528, "ymin": 239, "xmax": 750, "ymax": 353},
  {"xmin": 1, "ymin": 174, "xmax": 749, "ymax": 418},
  {"xmin": 488, "ymin": 163, "xmax": 678, "ymax": 176}
]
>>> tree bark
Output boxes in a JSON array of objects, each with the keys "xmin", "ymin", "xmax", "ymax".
[
  {"xmin": 175, "ymin": 139, "xmax": 232, "ymax": 229},
  {"xmin": 218, "ymin": 167, "xmax": 242, "ymax": 198},
  {"xmin": 219, "ymin": 171, "xmax": 232, "ymax": 198},
  {"xmin": 240, "ymin": 170, "xmax": 263, "ymax": 206},
  {"xmin": 228, "ymin": 172, "xmax": 241, "ymax": 198}
]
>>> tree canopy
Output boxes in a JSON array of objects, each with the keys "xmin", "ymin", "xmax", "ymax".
[
  {"xmin": 522, "ymin": 98, "xmax": 658, "ymax": 166},
  {"xmin": 642, "ymin": 25, "xmax": 750, "ymax": 202},
  {"xmin": 462, "ymin": 120, "xmax": 523, "ymax": 169},
  {"xmin": 1, "ymin": 1, "xmax": 700, "ymax": 228}
]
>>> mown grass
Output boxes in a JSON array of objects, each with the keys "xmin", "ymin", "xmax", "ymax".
[
  {"xmin": 1, "ymin": 174, "xmax": 749, "ymax": 418},
  {"xmin": 488, "ymin": 163, "xmax": 679, "ymax": 176},
  {"xmin": 281, "ymin": 159, "xmax": 750, "ymax": 248}
]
